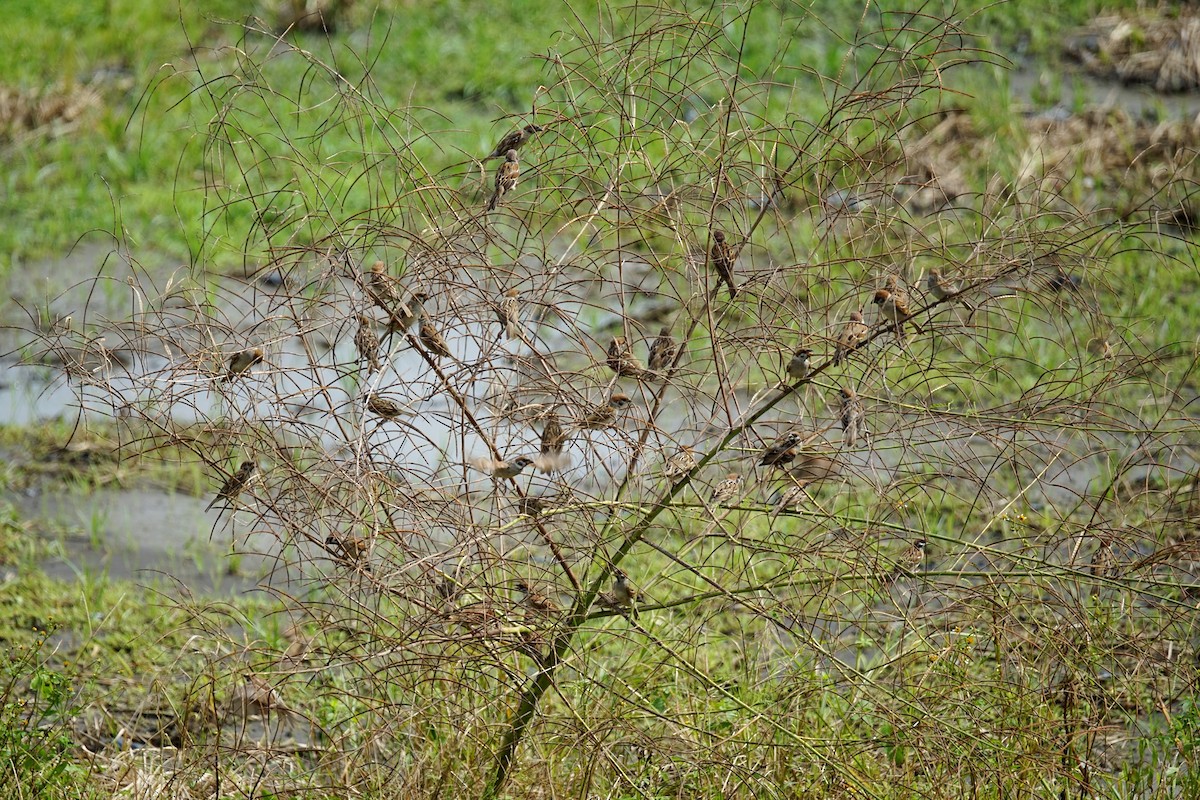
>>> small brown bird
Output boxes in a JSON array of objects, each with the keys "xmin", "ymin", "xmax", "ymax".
[
  {"xmin": 925, "ymin": 268, "xmax": 959, "ymax": 301},
  {"xmin": 516, "ymin": 492, "xmax": 570, "ymax": 517},
  {"xmin": 832, "ymin": 311, "xmax": 868, "ymax": 365},
  {"xmin": 222, "ymin": 348, "xmax": 264, "ymax": 383},
  {"xmin": 710, "ymin": 230, "xmax": 738, "ymax": 298},
  {"xmin": 487, "ymin": 149, "xmax": 520, "ymax": 211},
  {"xmin": 839, "ymin": 387, "xmax": 863, "ymax": 448},
  {"xmin": 710, "ymin": 472, "xmax": 744, "ymax": 506},
  {"xmin": 873, "ymin": 288, "xmax": 923, "ymax": 338},
  {"xmin": 354, "ymin": 315, "xmax": 382, "ymax": 374},
  {"xmin": 580, "ymin": 393, "xmax": 633, "ymax": 430},
  {"xmin": 326, "ymin": 533, "xmax": 369, "ymax": 568},
  {"xmin": 366, "ymin": 261, "xmax": 404, "ymax": 309},
  {"xmin": 646, "ymin": 327, "xmax": 678, "ymax": 376},
  {"xmin": 228, "ymin": 674, "xmax": 297, "ymax": 723},
  {"xmin": 786, "ymin": 347, "xmax": 812, "ymax": 382},
  {"xmin": 385, "ymin": 291, "xmax": 429, "ymax": 334},
  {"xmin": 206, "ymin": 461, "xmax": 256, "ymax": 511},
  {"xmin": 418, "ymin": 314, "xmax": 452, "ymax": 359},
  {"xmin": 471, "ymin": 455, "xmax": 536, "ymax": 480},
  {"xmin": 771, "ymin": 484, "xmax": 808, "ymax": 517},
  {"xmin": 759, "ymin": 431, "xmax": 803, "ymax": 467},
  {"xmin": 366, "ymin": 393, "xmax": 404, "ymax": 419},
  {"xmin": 496, "ymin": 288, "xmax": 522, "ymax": 340},
  {"xmin": 664, "ymin": 445, "xmax": 698, "ymax": 479},
  {"xmin": 606, "ymin": 337, "xmax": 646, "ymax": 379},
  {"xmin": 486, "ymin": 123, "xmax": 543, "ymax": 159},
  {"xmin": 515, "ymin": 579, "xmax": 561, "ymax": 615},
  {"xmin": 536, "ymin": 413, "xmax": 570, "ymax": 474},
  {"xmin": 611, "ymin": 569, "xmax": 638, "ymax": 609},
  {"xmin": 891, "ymin": 539, "xmax": 928, "ymax": 578},
  {"xmin": 786, "ymin": 452, "xmax": 842, "ymax": 486}
]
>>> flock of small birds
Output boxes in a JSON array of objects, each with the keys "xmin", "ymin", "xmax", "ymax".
[{"xmin": 198, "ymin": 118, "xmax": 1013, "ymax": 623}]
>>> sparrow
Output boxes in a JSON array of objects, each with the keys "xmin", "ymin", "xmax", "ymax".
[
  {"xmin": 535, "ymin": 413, "xmax": 570, "ymax": 474},
  {"xmin": 646, "ymin": 327, "xmax": 678, "ymax": 377},
  {"xmin": 786, "ymin": 347, "xmax": 812, "ymax": 382},
  {"xmin": 418, "ymin": 314, "xmax": 452, "ymax": 359},
  {"xmin": 838, "ymin": 387, "xmax": 863, "ymax": 448},
  {"xmin": 832, "ymin": 311, "xmax": 868, "ymax": 365},
  {"xmin": 925, "ymin": 268, "xmax": 959, "ymax": 301},
  {"xmin": 470, "ymin": 455, "xmax": 536, "ymax": 479},
  {"xmin": 515, "ymin": 579, "xmax": 562, "ymax": 615},
  {"xmin": 221, "ymin": 348, "xmax": 264, "ymax": 383},
  {"xmin": 366, "ymin": 261, "xmax": 405, "ymax": 309},
  {"xmin": 366, "ymin": 393, "xmax": 404, "ymax": 419},
  {"xmin": 326, "ymin": 533, "xmax": 369, "ymax": 568},
  {"xmin": 664, "ymin": 445, "xmax": 698, "ymax": 479},
  {"xmin": 496, "ymin": 288, "xmax": 522, "ymax": 340},
  {"xmin": 516, "ymin": 492, "xmax": 570, "ymax": 517},
  {"xmin": 229, "ymin": 674, "xmax": 296, "ymax": 722},
  {"xmin": 486, "ymin": 123, "xmax": 543, "ymax": 159},
  {"xmin": 206, "ymin": 461, "xmax": 256, "ymax": 511},
  {"xmin": 759, "ymin": 430, "xmax": 803, "ymax": 467},
  {"xmin": 873, "ymin": 288, "xmax": 923, "ymax": 339},
  {"xmin": 891, "ymin": 539, "xmax": 928, "ymax": 578},
  {"xmin": 606, "ymin": 337, "xmax": 646, "ymax": 379},
  {"xmin": 786, "ymin": 452, "xmax": 841, "ymax": 486},
  {"xmin": 710, "ymin": 472, "xmax": 744, "ymax": 506},
  {"xmin": 385, "ymin": 291, "xmax": 429, "ymax": 334},
  {"xmin": 598, "ymin": 569, "xmax": 640, "ymax": 617},
  {"xmin": 710, "ymin": 230, "xmax": 738, "ymax": 298},
  {"xmin": 579, "ymin": 393, "xmax": 633, "ymax": 429},
  {"xmin": 771, "ymin": 484, "xmax": 808, "ymax": 517},
  {"xmin": 486, "ymin": 149, "xmax": 520, "ymax": 211},
  {"xmin": 354, "ymin": 315, "xmax": 382, "ymax": 374}
]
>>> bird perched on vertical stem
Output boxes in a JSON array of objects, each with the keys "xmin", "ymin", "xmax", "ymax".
[
  {"xmin": 832, "ymin": 311, "xmax": 868, "ymax": 365},
  {"xmin": 418, "ymin": 313, "xmax": 452, "ymax": 359},
  {"xmin": 873, "ymin": 288, "xmax": 923, "ymax": 340},
  {"xmin": 579, "ymin": 393, "xmax": 633, "ymax": 429},
  {"xmin": 607, "ymin": 337, "xmax": 646, "ymax": 379},
  {"xmin": 366, "ymin": 261, "xmax": 404, "ymax": 309},
  {"xmin": 354, "ymin": 315, "xmax": 382, "ymax": 374},
  {"xmin": 710, "ymin": 472, "xmax": 744, "ymax": 506},
  {"xmin": 786, "ymin": 347, "xmax": 812, "ymax": 382},
  {"xmin": 646, "ymin": 327, "xmax": 678, "ymax": 378},
  {"xmin": 487, "ymin": 149, "xmax": 520, "ymax": 211},
  {"xmin": 710, "ymin": 230, "xmax": 738, "ymax": 298},
  {"xmin": 535, "ymin": 413, "xmax": 570, "ymax": 474},
  {"xmin": 486, "ymin": 124, "xmax": 543, "ymax": 159},
  {"xmin": 839, "ymin": 386, "xmax": 863, "ymax": 448},
  {"xmin": 206, "ymin": 461, "xmax": 257, "ymax": 511},
  {"xmin": 221, "ymin": 348, "xmax": 264, "ymax": 383},
  {"xmin": 496, "ymin": 288, "xmax": 522, "ymax": 340}
]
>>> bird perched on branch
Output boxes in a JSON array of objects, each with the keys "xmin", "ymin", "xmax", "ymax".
[
  {"xmin": 646, "ymin": 326, "xmax": 678, "ymax": 379},
  {"xmin": 515, "ymin": 579, "xmax": 561, "ymax": 616},
  {"xmin": 486, "ymin": 123, "xmax": 542, "ymax": 159},
  {"xmin": 925, "ymin": 268, "xmax": 959, "ymax": 301},
  {"xmin": 496, "ymin": 288, "xmax": 522, "ymax": 340},
  {"xmin": 664, "ymin": 445, "xmax": 698, "ymax": 480},
  {"xmin": 366, "ymin": 393, "xmax": 404, "ymax": 419},
  {"xmin": 873, "ymin": 288, "xmax": 923, "ymax": 339},
  {"xmin": 487, "ymin": 149, "xmax": 520, "ymax": 211},
  {"xmin": 579, "ymin": 393, "xmax": 633, "ymax": 429},
  {"xmin": 839, "ymin": 387, "xmax": 863, "ymax": 448},
  {"xmin": 759, "ymin": 431, "xmax": 803, "ymax": 467},
  {"xmin": 607, "ymin": 336, "xmax": 646, "ymax": 379},
  {"xmin": 326, "ymin": 533, "xmax": 370, "ymax": 570},
  {"xmin": 710, "ymin": 472, "xmax": 744, "ymax": 506},
  {"xmin": 600, "ymin": 569, "xmax": 640, "ymax": 617},
  {"xmin": 418, "ymin": 313, "xmax": 452, "ymax": 359},
  {"xmin": 366, "ymin": 261, "xmax": 404, "ymax": 309},
  {"xmin": 535, "ymin": 413, "xmax": 570, "ymax": 474},
  {"xmin": 470, "ymin": 455, "xmax": 536, "ymax": 480},
  {"xmin": 786, "ymin": 347, "xmax": 812, "ymax": 382},
  {"xmin": 710, "ymin": 230, "xmax": 738, "ymax": 298},
  {"xmin": 221, "ymin": 348, "xmax": 264, "ymax": 383},
  {"xmin": 354, "ymin": 315, "xmax": 381, "ymax": 374},
  {"xmin": 832, "ymin": 311, "xmax": 868, "ymax": 365},
  {"xmin": 206, "ymin": 461, "xmax": 257, "ymax": 511}
]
